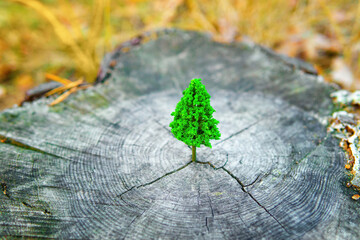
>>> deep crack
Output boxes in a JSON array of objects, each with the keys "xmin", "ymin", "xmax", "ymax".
[
  {"xmin": 117, "ymin": 161, "xmax": 192, "ymax": 198},
  {"xmin": 194, "ymin": 161, "xmax": 289, "ymax": 233},
  {"xmin": 221, "ymin": 166, "xmax": 290, "ymax": 234},
  {"xmin": 116, "ymin": 156, "xmax": 290, "ymax": 234},
  {"xmin": 195, "ymin": 160, "xmax": 221, "ymax": 170},
  {"xmin": 195, "ymin": 151, "xmax": 229, "ymax": 169},
  {"xmin": 207, "ymin": 194, "xmax": 214, "ymax": 217},
  {"xmin": 221, "ymin": 167, "xmax": 246, "ymax": 188},
  {"xmin": 244, "ymin": 174, "xmax": 261, "ymax": 188}
]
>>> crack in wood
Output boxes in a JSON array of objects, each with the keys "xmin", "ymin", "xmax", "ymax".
[
  {"xmin": 245, "ymin": 191, "xmax": 289, "ymax": 233},
  {"xmin": 194, "ymin": 156, "xmax": 289, "ymax": 234},
  {"xmin": 0, "ymin": 134, "xmax": 74, "ymax": 162},
  {"xmin": 1, "ymin": 181, "xmax": 52, "ymax": 215},
  {"xmin": 282, "ymin": 135, "xmax": 328, "ymax": 181},
  {"xmin": 123, "ymin": 209, "xmax": 147, "ymax": 238},
  {"xmin": 215, "ymin": 121, "xmax": 260, "ymax": 146},
  {"xmin": 1, "ymin": 181, "xmax": 9, "ymax": 198},
  {"xmin": 221, "ymin": 167, "xmax": 246, "ymax": 189},
  {"xmin": 207, "ymin": 194, "xmax": 214, "ymax": 217},
  {"xmin": 221, "ymin": 167, "xmax": 290, "ymax": 234},
  {"xmin": 243, "ymin": 174, "xmax": 261, "ymax": 188},
  {"xmin": 257, "ymin": 165, "xmax": 276, "ymax": 184},
  {"xmin": 216, "ymin": 106, "xmax": 293, "ymax": 147},
  {"xmin": 194, "ymin": 161, "xmax": 290, "ymax": 233},
  {"xmin": 3, "ymin": 234, "xmax": 57, "ymax": 240},
  {"xmin": 153, "ymin": 118, "xmax": 173, "ymax": 136},
  {"xmin": 117, "ymin": 161, "xmax": 193, "ymax": 198},
  {"xmin": 21, "ymin": 201, "xmax": 34, "ymax": 208},
  {"xmin": 153, "ymin": 119, "xmax": 192, "ymax": 150},
  {"xmin": 119, "ymin": 175, "xmax": 130, "ymax": 190},
  {"xmin": 295, "ymin": 137, "xmax": 327, "ymax": 165},
  {"xmin": 195, "ymin": 160, "xmax": 226, "ymax": 170},
  {"xmin": 46, "ymin": 141, "xmax": 111, "ymax": 160},
  {"xmin": 193, "ymin": 160, "xmax": 289, "ymax": 234},
  {"xmin": 195, "ymin": 161, "xmax": 218, "ymax": 169},
  {"xmin": 205, "ymin": 194, "xmax": 214, "ymax": 232},
  {"xmin": 195, "ymin": 151, "xmax": 229, "ymax": 169}
]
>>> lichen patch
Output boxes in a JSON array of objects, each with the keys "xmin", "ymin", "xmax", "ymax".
[{"xmin": 329, "ymin": 91, "xmax": 360, "ymax": 191}]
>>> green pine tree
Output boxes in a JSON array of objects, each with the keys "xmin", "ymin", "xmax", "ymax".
[{"xmin": 169, "ymin": 78, "xmax": 221, "ymax": 162}]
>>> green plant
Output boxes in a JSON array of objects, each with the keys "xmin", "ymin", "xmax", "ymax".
[{"xmin": 169, "ymin": 78, "xmax": 221, "ymax": 162}]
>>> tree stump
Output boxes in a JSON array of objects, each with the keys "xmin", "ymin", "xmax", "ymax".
[{"xmin": 0, "ymin": 29, "xmax": 357, "ymax": 239}]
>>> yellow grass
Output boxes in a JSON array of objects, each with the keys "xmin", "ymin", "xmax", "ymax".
[
  {"xmin": 1, "ymin": 0, "xmax": 360, "ymax": 109},
  {"xmin": 8, "ymin": 0, "xmax": 99, "ymax": 80}
]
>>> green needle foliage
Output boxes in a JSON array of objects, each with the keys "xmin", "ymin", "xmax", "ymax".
[{"xmin": 169, "ymin": 78, "xmax": 221, "ymax": 161}]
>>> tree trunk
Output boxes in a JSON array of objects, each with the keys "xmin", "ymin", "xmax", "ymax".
[
  {"xmin": 192, "ymin": 146, "xmax": 196, "ymax": 162},
  {"xmin": 0, "ymin": 29, "xmax": 357, "ymax": 239}
]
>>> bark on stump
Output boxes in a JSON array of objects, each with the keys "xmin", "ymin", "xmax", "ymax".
[{"xmin": 0, "ymin": 29, "xmax": 357, "ymax": 239}]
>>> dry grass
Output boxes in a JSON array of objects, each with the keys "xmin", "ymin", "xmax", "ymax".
[{"xmin": 1, "ymin": 0, "xmax": 360, "ymax": 109}]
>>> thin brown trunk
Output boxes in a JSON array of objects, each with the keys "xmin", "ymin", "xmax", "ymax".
[{"xmin": 192, "ymin": 146, "xmax": 196, "ymax": 162}]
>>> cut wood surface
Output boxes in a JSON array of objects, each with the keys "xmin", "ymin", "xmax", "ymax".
[{"xmin": 0, "ymin": 29, "xmax": 358, "ymax": 239}]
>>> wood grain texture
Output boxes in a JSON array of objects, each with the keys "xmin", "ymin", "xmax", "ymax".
[{"xmin": 0, "ymin": 29, "xmax": 355, "ymax": 239}]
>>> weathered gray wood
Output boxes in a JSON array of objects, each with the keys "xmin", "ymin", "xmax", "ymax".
[{"xmin": 0, "ymin": 29, "xmax": 354, "ymax": 239}]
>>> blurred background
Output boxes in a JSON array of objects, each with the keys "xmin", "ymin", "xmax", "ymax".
[{"xmin": 0, "ymin": 0, "xmax": 359, "ymax": 109}]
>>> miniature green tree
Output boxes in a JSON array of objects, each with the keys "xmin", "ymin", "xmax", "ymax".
[{"xmin": 169, "ymin": 78, "xmax": 221, "ymax": 162}]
